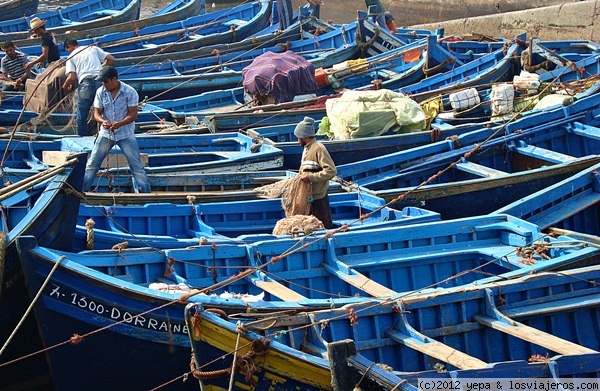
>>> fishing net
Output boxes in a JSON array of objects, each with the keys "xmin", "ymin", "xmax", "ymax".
[
  {"xmin": 255, "ymin": 176, "xmax": 326, "ymax": 235},
  {"xmin": 254, "ymin": 176, "xmax": 311, "ymax": 216},
  {"xmin": 272, "ymin": 214, "xmax": 325, "ymax": 236}
]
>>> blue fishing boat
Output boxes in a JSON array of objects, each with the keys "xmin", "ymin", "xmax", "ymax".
[
  {"xmin": 118, "ymin": 18, "xmax": 359, "ymax": 99},
  {"xmin": 495, "ymin": 161, "xmax": 600, "ymax": 235},
  {"xmin": 185, "ymin": 264, "xmax": 600, "ymax": 390},
  {"xmin": 0, "ymin": 99, "xmax": 173, "ymax": 131},
  {"xmin": 246, "ymin": 117, "xmax": 483, "ymax": 168},
  {"xmin": 0, "ymin": 154, "xmax": 85, "ymax": 390},
  {"xmin": 199, "ymin": 34, "xmax": 600, "ymax": 133},
  {"xmin": 60, "ymin": 132, "xmax": 285, "ymax": 174},
  {"xmin": 0, "ymin": 0, "xmax": 141, "ymax": 39},
  {"xmin": 8, "ymin": 0, "xmax": 204, "ymax": 49},
  {"xmin": 337, "ymin": 91, "xmax": 600, "ymax": 219},
  {"xmin": 200, "ymin": 36, "xmax": 525, "ymax": 132},
  {"xmin": 88, "ymin": 0, "xmax": 273, "ymax": 58},
  {"xmin": 0, "ymin": 0, "xmax": 38, "ymax": 21},
  {"xmin": 117, "ymin": 18, "xmax": 443, "ymax": 99},
  {"xmin": 14, "ymin": 214, "xmax": 599, "ymax": 389},
  {"xmin": 73, "ymin": 192, "xmax": 440, "ymax": 250}
]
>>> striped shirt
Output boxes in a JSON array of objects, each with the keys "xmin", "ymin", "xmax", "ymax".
[
  {"xmin": 93, "ymin": 80, "xmax": 139, "ymax": 142},
  {"xmin": 1, "ymin": 50, "xmax": 28, "ymax": 80}
]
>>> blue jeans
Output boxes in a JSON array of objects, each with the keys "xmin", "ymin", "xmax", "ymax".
[
  {"xmin": 370, "ymin": 12, "xmax": 388, "ymax": 31},
  {"xmin": 77, "ymin": 78, "xmax": 100, "ymax": 136},
  {"xmin": 83, "ymin": 134, "xmax": 151, "ymax": 193}
]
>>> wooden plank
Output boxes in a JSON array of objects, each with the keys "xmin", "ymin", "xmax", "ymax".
[
  {"xmin": 334, "ymin": 271, "xmax": 397, "ymax": 298},
  {"xmin": 510, "ymin": 144, "xmax": 577, "ymax": 164},
  {"xmin": 43, "ymin": 150, "xmax": 149, "ymax": 168},
  {"xmin": 455, "ymin": 161, "xmax": 507, "ymax": 178},
  {"xmin": 253, "ymin": 280, "xmax": 307, "ymax": 302},
  {"xmin": 388, "ymin": 330, "xmax": 488, "ymax": 369},
  {"xmin": 474, "ymin": 314, "xmax": 597, "ymax": 355}
]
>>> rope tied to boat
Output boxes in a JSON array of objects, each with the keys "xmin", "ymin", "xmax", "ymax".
[
  {"xmin": 516, "ymin": 243, "xmax": 552, "ymax": 265},
  {"xmin": 164, "ymin": 256, "xmax": 176, "ymax": 278},
  {"xmin": 229, "ymin": 24, "xmax": 237, "ymax": 40},
  {"xmin": 85, "ymin": 218, "xmax": 95, "ymax": 250},
  {"xmin": 275, "ymin": 41, "xmax": 291, "ymax": 52},
  {"xmin": 422, "ymin": 57, "xmax": 455, "ymax": 76},
  {"xmin": 188, "ymin": 313, "xmax": 269, "ymax": 387},
  {"xmin": 0, "ymin": 255, "xmax": 66, "ymax": 357},
  {"xmin": 227, "ymin": 321, "xmax": 242, "ymax": 391},
  {"xmin": 187, "ymin": 195, "xmax": 197, "ymax": 215}
]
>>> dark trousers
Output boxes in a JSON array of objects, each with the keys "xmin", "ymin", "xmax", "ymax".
[{"xmin": 311, "ymin": 194, "xmax": 333, "ymax": 229}]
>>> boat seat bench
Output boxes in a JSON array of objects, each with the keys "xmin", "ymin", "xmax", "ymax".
[
  {"xmin": 455, "ymin": 160, "xmax": 507, "ymax": 178},
  {"xmin": 474, "ymin": 314, "xmax": 597, "ymax": 355},
  {"xmin": 386, "ymin": 330, "xmax": 488, "ymax": 370},
  {"xmin": 509, "ymin": 143, "xmax": 577, "ymax": 164}
]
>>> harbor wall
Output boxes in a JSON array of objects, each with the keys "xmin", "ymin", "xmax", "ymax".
[{"xmin": 408, "ymin": 0, "xmax": 599, "ymax": 40}]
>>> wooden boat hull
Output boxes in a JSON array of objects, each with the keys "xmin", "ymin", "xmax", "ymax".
[
  {"xmin": 495, "ymin": 161, "xmax": 600, "ymax": 235},
  {"xmin": 60, "ymin": 132, "xmax": 285, "ymax": 174},
  {"xmin": 15, "ymin": 213, "xmax": 599, "ymax": 388},
  {"xmin": 0, "ymin": 0, "xmax": 141, "ymax": 40},
  {"xmin": 186, "ymin": 265, "xmax": 600, "ymax": 390},
  {"xmin": 338, "ymin": 93, "xmax": 600, "ymax": 219},
  {"xmin": 0, "ymin": 154, "xmax": 85, "ymax": 390},
  {"xmin": 0, "ymin": 0, "xmax": 38, "ymax": 21},
  {"xmin": 73, "ymin": 192, "xmax": 440, "ymax": 250},
  {"xmin": 8, "ymin": 0, "xmax": 204, "ymax": 49}
]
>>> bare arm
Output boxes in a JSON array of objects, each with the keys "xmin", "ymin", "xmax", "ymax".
[
  {"xmin": 62, "ymin": 72, "xmax": 77, "ymax": 91},
  {"xmin": 25, "ymin": 45, "xmax": 49, "ymax": 70}
]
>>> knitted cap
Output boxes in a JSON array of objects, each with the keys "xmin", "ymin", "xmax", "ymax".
[{"xmin": 294, "ymin": 116, "xmax": 316, "ymax": 138}]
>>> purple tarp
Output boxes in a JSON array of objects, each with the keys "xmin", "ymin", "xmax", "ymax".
[{"xmin": 242, "ymin": 51, "xmax": 318, "ymax": 104}]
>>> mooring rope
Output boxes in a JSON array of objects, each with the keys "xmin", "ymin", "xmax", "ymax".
[
  {"xmin": 0, "ymin": 255, "xmax": 66, "ymax": 357},
  {"xmin": 227, "ymin": 321, "xmax": 243, "ymax": 391}
]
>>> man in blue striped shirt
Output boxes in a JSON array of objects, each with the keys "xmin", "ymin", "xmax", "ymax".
[{"xmin": 1, "ymin": 41, "xmax": 30, "ymax": 91}]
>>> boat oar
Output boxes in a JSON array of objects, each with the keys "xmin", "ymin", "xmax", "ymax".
[
  {"xmin": 0, "ymin": 158, "xmax": 78, "ymax": 201},
  {"xmin": 99, "ymin": 20, "xmax": 223, "ymax": 49},
  {"xmin": 547, "ymin": 228, "xmax": 600, "ymax": 249}
]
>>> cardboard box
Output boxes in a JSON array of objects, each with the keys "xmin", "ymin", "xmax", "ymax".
[{"xmin": 43, "ymin": 151, "xmax": 149, "ymax": 168}]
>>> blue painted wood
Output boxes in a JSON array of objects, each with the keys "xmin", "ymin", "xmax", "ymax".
[
  {"xmin": 0, "ymin": 0, "xmax": 38, "ymax": 21},
  {"xmin": 60, "ymin": 132, "xmax": 285, "ymax": 174},
  {"xmin": 0, "ymin": 155, "xmax": 86, "ymax": 390},
  {"xmin": 335, "ymin": 91, "xmax": 600, "ymax": 219},
  {"xmin": 15, "ymin": 213, "xmax": 600, "ymax": 389},
  {"xmin": 495, "ymin": 161, "xmax": 600, "ymax": 235},
  {"xmin": 0, "ymin": 99, "xmax": 173, "ymax": 129},
  {"xmin": 185, "ymin": 261, "xmax": 600, "ymax": 389},
  {"xmin": 73, "ymin": 192, "xmax": 440, "ymax": 250},
  {"xmin": 0, "ymin": 0, "xmax": 141, "ymax": 39},
  {"xmin": 7, "ymin": 0, "xmax": 204, "ymax": 49}
]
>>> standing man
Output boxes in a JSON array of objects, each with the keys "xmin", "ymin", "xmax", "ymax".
[
  {"xmin": 24, "ymin": 17, "xmax": 60, "ymax": 71},
  {"xmin": 294, "ymin": 116, "xmax": 337, "ymax": 229},
  {"xmin": 62, "ymin": 39, "xmax": 116, "ymax": 136},
  {"xmin": 365, "ymin": 0, "xmax": 388, "ymax": 31},
  {"xmin": 1, "ymin": 41, "xmax": 30, "ymax": 91},
  {"xmin": 83, "ymin": 66, "xmax": 151, "ymax": 193}
]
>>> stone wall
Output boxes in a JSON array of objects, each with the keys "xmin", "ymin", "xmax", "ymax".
[{"xmin": 409, "ymin": 1, "xmax": 599, "ymax": 41}]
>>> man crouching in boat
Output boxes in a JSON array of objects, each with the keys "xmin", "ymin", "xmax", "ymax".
[{"xmin": 294, "ymin": 116, "xmax": 337, "ymax": 229}]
